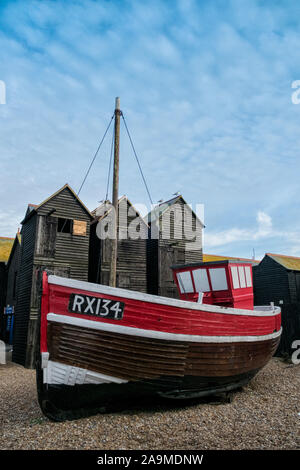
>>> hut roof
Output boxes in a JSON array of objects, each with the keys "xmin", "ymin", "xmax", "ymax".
[
  {"xmin": 266, "ymin": 253, "xmax": 300, "ymax": 271},
  {"xmin": 145, "ymin": 195, "xmax": 205, "ymax": 227},
  {"xmin": 92, "ymin": 195, "xmax": 149, "ymax": 228},
  {"xmin": 6, "ymin": 231, "xmax": 21, "ymax": 267},
  {"xmin": 203, "ymin": 253, "xmax": 260, "ymax": 265},
  {"xmin": 21, "ymin": 184, "xmax": 93, "ymax": 223},
  {"xmin": 0, "ymin": 237, "xmax": 14, "ymax": 263}
]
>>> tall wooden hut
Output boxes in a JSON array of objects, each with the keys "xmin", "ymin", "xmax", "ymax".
[
  {"xmin": 253, "ymin": 252, "xmax": 300, "ymax": 356},
  {"xmin": 89, "ymin": 196, "xmax": 148, "ymax": 293},
  {"xmin": 5, "ymin": 230, "xmax": 22, "ymax": 309},
  {"xmin": 146, "ymin": 195, "xmax": 204, "ymax": 298},
  {"xmin": 0, "ymin": 237, "xmax": 14, "ymax": 340},
  {"xmin": 13, "ymin": 184, "xmax": 93, "ymax": 368}
]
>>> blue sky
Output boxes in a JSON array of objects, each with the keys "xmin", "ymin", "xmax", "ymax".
[{"xmin": 1, "ymin": 0, "xmax": 300, "ymax": 260}]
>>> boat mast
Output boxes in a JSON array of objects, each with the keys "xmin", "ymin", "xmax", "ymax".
[{"xmin": 109, "ymin": 97, "xmax": 121, "ymax": 287}]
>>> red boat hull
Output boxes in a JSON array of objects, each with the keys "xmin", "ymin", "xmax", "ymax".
[{"xmin": 37, "ymin": 273, "xmax": 281, "ymax": 421}]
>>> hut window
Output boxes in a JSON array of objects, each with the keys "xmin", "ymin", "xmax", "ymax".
[
  {"xmin": 231, "ymin": 266, "xmax": 240, "ymax": 289},
  {"xmin": 238, "ymin": 266, "xmax": 246, "ymax": 288},
  {"xmin": 192, "ymin": 268, "xmax": 210, "ymax": 292},
  {"xmin": 57, "ymin": 218, "xmax": 73, "ymax": 233},
  {"xmin": 244, "ymin": 266, "xmax": 252, "ymax": 287},
  {"xmin": 177, "ymin": 271, "xmax": 194, "ymax": 293},
  {"xmin": 209, "ymin": 268, "xmax": 227, "ymax": 291}
]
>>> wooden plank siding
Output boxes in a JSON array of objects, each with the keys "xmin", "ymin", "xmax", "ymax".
[
  {"xmin": 253, "ymin": 254, "xmax": 300, "ymax": 357},
  {"xmin": 276, "ymin": 302, "xmax": 300, "ymax": 356},
  {"xmin": 13, "ymin": 185, "xmax": 93, "ymax": 368},
  {"xmin": 89, "ymin": 197, "xmax": 148, "ymax": 293},
  {"xmin": 253, "ymin": 256, "xmax": 291, "ymax": 306},
  {"xmin": 147, "ymin": 196, "xmax": 203, "ymax": 299},
  {"xmin": 6, "ymin": 235, "xmax": 22, "ymax": 308},
  {"xmin": 3, "ymin": 234, "xmax": 22, "ymax": 341},
  {"xmin": 13, "ymin": 215, "xmax": 37, "ymax": 366},
  {"xmin": 0, "ymin": 263, "xmax": 7, "ymax": 340}
]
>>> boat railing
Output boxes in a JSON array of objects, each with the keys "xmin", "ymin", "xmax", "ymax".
[{"xmin": 254, "ymin": 305, "xmax": 281, "ymax": 314}]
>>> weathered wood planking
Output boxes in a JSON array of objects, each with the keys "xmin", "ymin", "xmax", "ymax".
[
  {"xmin": 47, "ymin": 321, "xmax": 279, "ymax": 381},
  {"xmin": 89, "ymin": 197, "xmax": 148, "ymax": 293},
  {"xmin": 47, "ymin": 322, "xmax": 188, "ymax": 381},
  {"xmin": 253, "ymin": 253, "xmax": 300, "ymax": 357},
  {"xmin": 147, "ymin": 196, "xmax": 203, "ymax": 298},
  {"xmin": 13, "ymin": 185, "xmax": 93, "ymax": 368},
  {"xmin": 0, "ymin": 262, "xmax": 7, "ymax": 337},
  {"xmin": 13, "ymin": 215, "xmax": 37, "ymax": 367}
]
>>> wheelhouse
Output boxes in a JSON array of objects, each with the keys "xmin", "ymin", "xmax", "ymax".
[{"xmin": 171, "ymin": 260, "xmax": 254, "ymax": 310}]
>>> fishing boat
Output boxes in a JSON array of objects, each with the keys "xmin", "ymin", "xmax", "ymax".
[
  {"xmin": 36, "ymin": 261, "xmax": 281, "ymax": 421},
  {"xmin": 36, "ymin": 99, "xmax": 281, "ymax": 421}
]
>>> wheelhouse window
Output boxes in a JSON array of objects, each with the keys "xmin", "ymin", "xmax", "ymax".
[
  {"xmin": 230, "ymin": 266, "xmax": 240, "ymax": 289},
  {"xmin": 231, "ymin": 265, "xmax": 252, "ymax": 289},
  {"xmin": 238, "ymin": 266, "xmax": 246, "ymax": 288},
  {"xmin": 192, "ymin": 268, "xmax": 210, "ymax": 292},
  {"xmin": 244, "ymin": 266, "xmax": 252, "ymax": 287},
  {"xmin": 209, "ymin": 268, "xmax": 228, "ymax": 291},
  {"xmin": 177, "ymin": 271, "xmax": 194, "ymax": 293}
]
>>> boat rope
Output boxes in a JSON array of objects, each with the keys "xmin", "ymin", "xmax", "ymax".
[
  {"xmin": 121, "ymin": 114, "xmax": 154, "ymax": 206},
  {"xmin": 77, "ymin": 114, "xmax": 114, "ymax": 196}
]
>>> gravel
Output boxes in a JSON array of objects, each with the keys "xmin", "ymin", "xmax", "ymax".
[{"xmin": 0, "ymin": 358, "xmax": 299, "ymax": 450}]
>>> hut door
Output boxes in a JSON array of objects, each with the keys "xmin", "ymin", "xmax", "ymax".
[
  {"xmin": 159, "ymin": 246, "xmax": 184, "ymax": 298},
  {"xmin": 174, "ymin": 247, "xmax": 185, "ymax": 265},
  {"xmin": 100, "ymin": 271, "xmax": 110, "ymax": 286},
  {"xmin": 31, "ymin": 265, "xmax": 70, "ymax": 310},
  {"xmin": 117, "ymin": 274, "xmax": 130, "ymax": 289},
  {"xmin": 35, "ymin": 215, "xmax": 58, "ymax": 258},
  {"xmin": 54, "ymin": 266, "xmax": 71, "ymax": 278}
]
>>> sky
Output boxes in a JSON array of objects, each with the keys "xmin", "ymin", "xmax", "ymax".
[{"xmin": 1, "ymin": 0, "xmax": 300, "ymax": 260}]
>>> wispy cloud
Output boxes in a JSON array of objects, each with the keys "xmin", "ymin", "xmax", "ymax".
[
  {"xmin": 204, "ymin": 210, "xmax": 300, "ymax": 259},
  {"xmin": 204, "ymin": 211, "xmax": 273, "ymax": 246}
]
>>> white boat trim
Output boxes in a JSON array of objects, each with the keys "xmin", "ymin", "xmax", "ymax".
[
  {"xmin": 43, "ymin": 359, "xmax": 128, "ymax": 386},
  {"xmin": 47, "ymin": 313, "xmax": 282, "ymax": 344},
  {"xmin": 48, "ymin": 275, "xmax": 281, "ymax": 317}
]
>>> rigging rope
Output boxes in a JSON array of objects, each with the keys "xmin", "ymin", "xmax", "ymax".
[
  {"xmin": 77, "ymin": 114, "xmax": 114, "ymax": 196},
  {"xmin": 76, "ymin": 110, "xmax": 154, "ymax": 211},
  {"xmin": 121, "ymin": 114, "xmax": 154, "ymax": 206}
]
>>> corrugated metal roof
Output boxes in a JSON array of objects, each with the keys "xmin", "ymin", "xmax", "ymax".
[
  {"xmin": 0, "ymin": 237, "xmax": 14, "ymax": 263},
  {"xmin": 203, "ymin": 253, "xmax": 260, "ymax": 265},
  {"xmin": 267, "ymin": 253, "xmax": 300, "ymax": 271}
]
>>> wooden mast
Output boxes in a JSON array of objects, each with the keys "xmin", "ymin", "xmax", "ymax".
[{"xmin": 109, "ymin": 97, "xmax": 121, "ymax": 287}]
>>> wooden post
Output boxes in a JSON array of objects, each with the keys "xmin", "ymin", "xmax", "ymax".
[{"xmin": 109, "ymin": 97, "xmax": 121, "ymax": 287}]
